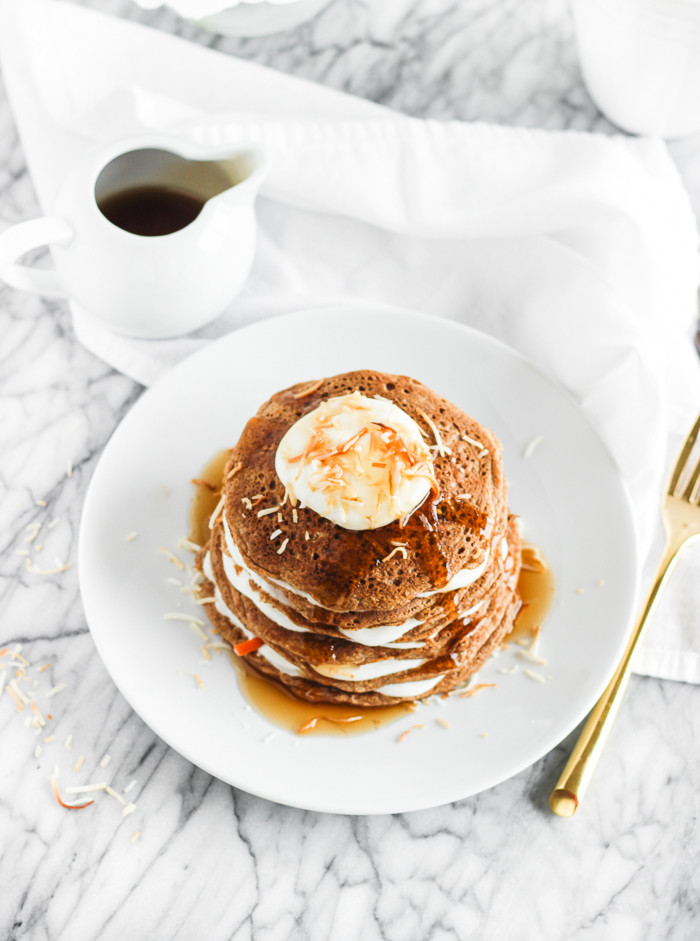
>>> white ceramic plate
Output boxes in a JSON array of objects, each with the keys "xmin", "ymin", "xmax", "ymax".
[{"xmin": 79, "ymin": 306, "xmax": 638, "ymax": 814}]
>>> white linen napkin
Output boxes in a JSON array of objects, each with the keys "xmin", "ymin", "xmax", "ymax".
[{"xmin": 1, "ymin": 0, "xmax": 699, "ymax": 682}]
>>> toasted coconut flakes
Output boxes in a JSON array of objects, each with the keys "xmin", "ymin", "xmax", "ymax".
[
  {"xmin": 277, "ymin": 538, "xmax": 289, "ymax": 555},
  {"xmin": 166, "ymin": 577, "xmax": 182, "ymax": 587},
  {"xmin": 461, "ymin": 433, "xmax": 483, "ymax": 449},
  {"xmin": 36, "ymin": 499, "xmax": 47, "ymax": 507},
  {"xmin": 47, "ymin": 518, "xmax": 60, "ymax": 530},
  {"xmin": 131, "ymin": 830, "xmax": 141, "ymax": 843},
  {"xmin": 305, "ymin": 531, "xmax": 310, "ymax": 541},
  {"xmin": 9, "ymin": 680, "xmax": 29, "ymax": 705},
  {"xmin": 104, "ymin": 785, "xmax": 128, "ymax": 806},
  {"xmin": 257, "ymin": 505, "xmax": 281, "ymax": 518},
  {"xmin": 0, "ymin": 670, "xmax": 7, "ymax": 698},
  {"xmin": 34, "ymin": 744, "xmax": 42, "ymax": 759},
  {"xmin": 381, "ymin": 545, "xmax": 408, "ymax": 563},
  {"xmin": 270, "ymin": 529, "xmax": 282, "ymax": 540},
  {"xmin": 479, "ymin": 732, "xmax": 489, "ymax": 739},
  {"xmin": 478, "ymin": 448, "xmax": 489, "ymax": 458},
  {"xmin": 499, "ymin": 665, "xmax": 519, "ymax": 675},
  {"xmin": 417, "ymin": 409, "xmax": 451, "ymax": 457},
  {"xmin": 122, "ymin": 803, "xmax": 137, "ymax": 817},
  {"xmin": 197, "ymin": 596, "xmax": 216, "ymax": 605},
  {"xmin": 64, "ymin": 735, "xmax": 73, "ymax": 750},
  {"xmin": 226, "ymin": 461, "xmax": 243, "ymax": 480},
  {"xmin": 176, "ymin": 537, "xmax": 201, "ymax": 553},
  {"xmin": 294, "ymin": 378, "xmax": 324, "ymax": 399},
  {"xmin": 575, "ymin": 588, "xmax": 585, "ymax": 595},
  {"xmin": 192, "ymin": 673, "xmax": 204, "ymax": 690},
  {"xmin": 73, "ymin": 755, "xmax": 85, "ymax": 773},
  {"xmin": 437, "ymin": 718, "xmax": 451, "ymax": 730},
  {"xmin": 15, "ymin": 549, "xmax": 30, "ymax": 557},
  {"xmin": 597, "ymin": 579, "xmax": 605, "ymax": 587},
  {"xmin": 201, "ymin": 645, "xmax": 211, "ymax": 661},
  {"xmin": 47, "ymin": 683, "xmax": 67, "ymax": 699},
  {"xmin": 398, "ymin": 724, "xmax": 425, "ymax": 743},
  {"xmin": 163, "ymin": 612, "xmax": 205, "ymax": 627},
  {"xmin": 125, "ymin": 531, "xmax": 139, "ymax": 542},
  {"xmin": 7, "ymin": 683, "xmax": 25, "ymax": 712},
  {"xmin": 277, "ymin": 512, "xmax": 283, "ymax": 523},
  {"xmin": 460, "ymin": 683, "xmax": 497, "ymax": 699},
  {"xmin": 455, "ymin": 493, "xmax": 472, "ymax": 502},
  {"xmin": 13, "ymin": 652, "xmax": 29, "ymax": 667},
  {"xmin": 529, "ymin": 626, "xmax": 541, "ymax": 654},
  {"xmin": 523, "ymin": 435, "xmax": 544, "ymax": 459},
  {"xmin": 208, "ymin": 494, "xmax": 226, "ymax": 530},
  {"xmin": 292, "ymin": 508, "xmax": 298, "ymax": 524},
  {"xmin": 100, "ymin": 754, "xmax": 112, "ymax": 768},
  {"xmin": 524, "ymin": 669, "xmax": 547, "ymax": 684},
  {"xmin": 43, "ymin": 735, "xmax": 56, "ymax": 744},
  {"xmin": 241, "ymin": 497, "xmax": 253, "ymax": 510},
  {"xmin": 124, "ymin": 779, "xmax": 138, "ymax": 794},
  {"xmin": 518, "ymin": 650, "xmax": 547, "ymax": 666},
  {"xmin": 159, "ymin": 548, "xmax": 184, "ymax": 570},
  {"xmin": 65, "ymin": 782, "xmax": 108, "ymax": 794}
]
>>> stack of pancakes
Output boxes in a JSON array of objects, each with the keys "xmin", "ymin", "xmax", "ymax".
[{"xmin": 197, "ymin": 370, "xmax": 521, "ymax": 705}]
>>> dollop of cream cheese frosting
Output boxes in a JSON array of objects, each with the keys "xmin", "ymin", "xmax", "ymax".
[{"xmin": 275, "ymin": 391, "xmax": 437, "ymax": 530}]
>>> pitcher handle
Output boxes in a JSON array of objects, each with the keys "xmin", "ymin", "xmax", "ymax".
[{"xmin": 0, "ymin": 217, "xmax": 73, "ymax": 297}]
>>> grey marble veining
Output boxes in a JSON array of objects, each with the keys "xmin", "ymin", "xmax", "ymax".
[{"xmin": 1, "ymin": 1, "xmax": 700, "ymax": 939}]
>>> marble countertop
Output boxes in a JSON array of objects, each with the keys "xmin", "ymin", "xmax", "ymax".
[{"xmin": 1, "ymin": 1, "xmax": 699, "ymax": 939}]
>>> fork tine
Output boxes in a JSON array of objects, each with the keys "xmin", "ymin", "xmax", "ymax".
[
  {"xmin": 682, "ymin": 455, "xmax": 700, "ymax": 503},
  {"xmin": 668, "ymin": 413, "xmax": 700, "ymax": 496}
]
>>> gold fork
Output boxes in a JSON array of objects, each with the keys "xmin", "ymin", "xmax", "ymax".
[{"xmin": 550, "ymin": 413, "xmax": 700, "ymax": 817}]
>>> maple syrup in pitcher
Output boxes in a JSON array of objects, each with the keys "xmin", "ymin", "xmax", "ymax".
[
  {"xmin": 189, "ymin": 450, "xmax": 414, "ymax": 736},
  {"xmin": 98, "ymin": 185, "xmax": 205, "ymax": 237}
]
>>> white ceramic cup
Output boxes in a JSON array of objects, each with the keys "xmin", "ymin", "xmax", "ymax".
[
  {"xmin": 572, "ymin": 0, "xmax": 700, "ymax": 139},
  {"xmin": 0, "ymin": 134, "xmax": 269, "ymax": 338}
]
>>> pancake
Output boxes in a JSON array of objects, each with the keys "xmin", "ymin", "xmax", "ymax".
[
  {"xmin": 222, "ymin": 371, "xmax": 508, "ymax": 612},
  {"xmin": 195, "ymin": 370, "xmax": 522, "ymax": 707}
]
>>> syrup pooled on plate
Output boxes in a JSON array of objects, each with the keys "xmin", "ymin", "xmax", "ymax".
[
  {"xmin": 227, "ymin": 651, "xmax": 414, "ymax": 737},
  {"xmin": 190, "ymin": 449, "xmax": 414, "ymax": 736},
  {"xmin": 510, "ymin": 544, "xmax": 556, "ymax": 644}
]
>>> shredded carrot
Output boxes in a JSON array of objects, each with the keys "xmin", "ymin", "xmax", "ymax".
[
  {"xmin": 0, "ymin": 647, "xmax": 7, "ymax": 657},
  {"xmin": 51, "ymin": 776, "xmax": 94, "ymax": 810},
  {"xmin": 191, "ymin": 478, "xmax": 216, "ymax": 491},
  {"xmin": 233, "ymin": 637, "xmax": 264, "ymax": 656},
  {"xmin": 39, "ymin": 663, "xmax": 51, "ymax": 672}
]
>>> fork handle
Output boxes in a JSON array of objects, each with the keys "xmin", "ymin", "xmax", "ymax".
[{"xmin": 549, "ymin": 538, "xmax": 685, "ymax": 817}]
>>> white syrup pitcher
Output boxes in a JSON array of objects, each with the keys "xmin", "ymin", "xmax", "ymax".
[{"xmin": 0, "ymin": 134, "xmax": 269, "ymax": 338}]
